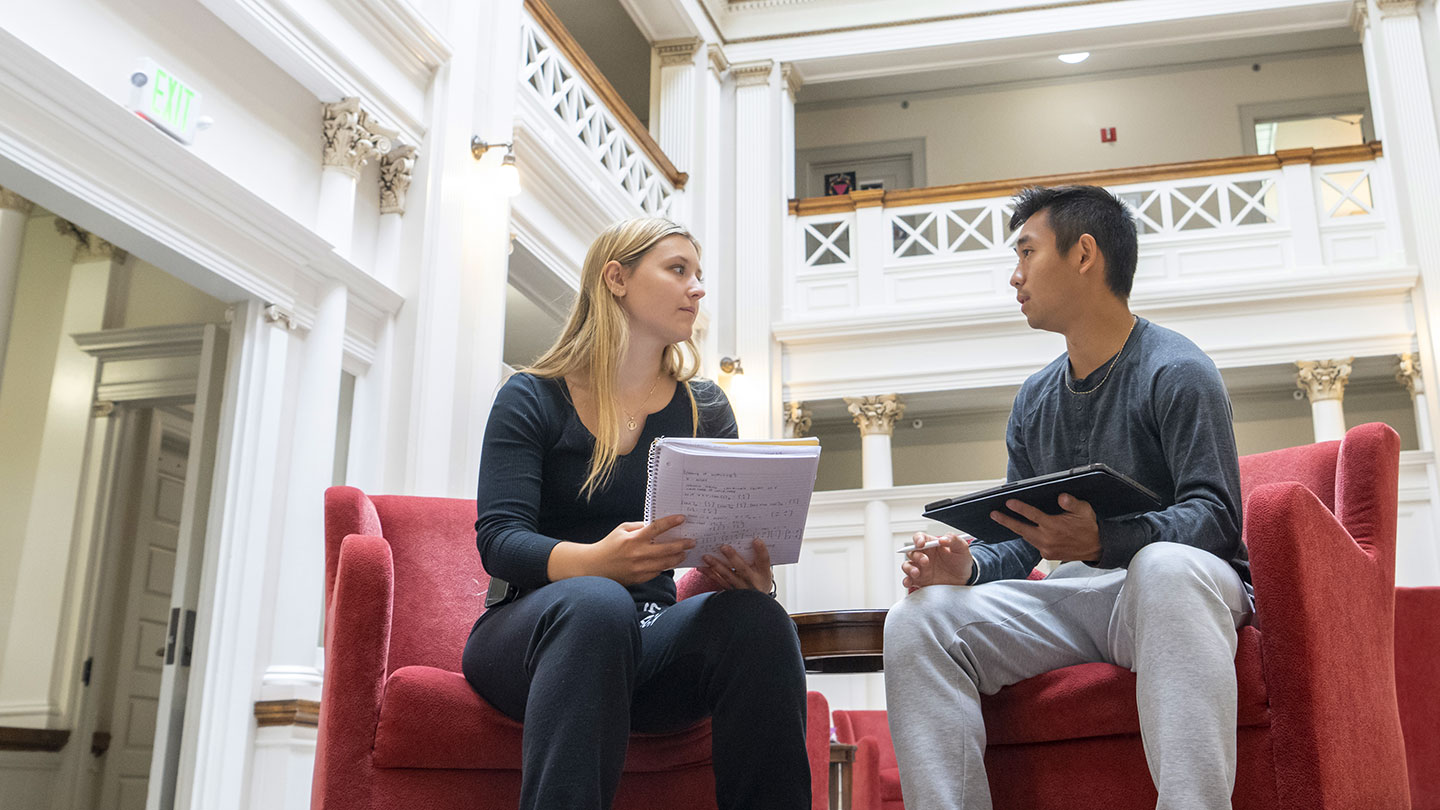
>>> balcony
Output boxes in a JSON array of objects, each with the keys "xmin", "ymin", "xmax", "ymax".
[
  {"xmin": 514, "ymin": 0, "xmax": 686, "ymax": 220},
  {"xmin": 778, "ymin": 143, "xmax": 1416, "ymax": 404}
]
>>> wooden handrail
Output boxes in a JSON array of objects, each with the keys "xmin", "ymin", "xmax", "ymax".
[
  {"xmin": 789, "ymin": 141, "xmax": 1383, "ymax": 216},
  {"xmin": 524, "ymin": 0, "xmax": 688, "ymax": 190}
]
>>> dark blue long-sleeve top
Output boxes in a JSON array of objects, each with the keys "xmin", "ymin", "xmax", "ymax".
[
  {"xmin": 971, "ymin": 317, "xmax": 1251, "ymax": 585},
  {"xmin": 475, "ymin": 372, "xmax": 739, "ymax": 609}
]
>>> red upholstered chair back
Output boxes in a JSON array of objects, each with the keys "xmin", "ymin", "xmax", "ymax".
[
  {"xmin": 834, "ymin": 710, "xmax": 897, "ymax": 771},
  {"xmin": 325, "ymin": 487, "xmax": 489, "ymax": 677},
  {"xmin": 1239, "ymin": 422, "xmax": 1399, "ymax": 580},
  {"xmin": 1239, "ymin": 439, "xmax": 1340, "ymax": 515}
]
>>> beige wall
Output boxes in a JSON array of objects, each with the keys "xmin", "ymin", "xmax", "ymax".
[
  {"xmin": 0, "ymin": 218, "xmax": 78, "ymax": 651},
  {"xmin": 796, "ymin": 51, "xmax": 1369, "ymax": 188}
]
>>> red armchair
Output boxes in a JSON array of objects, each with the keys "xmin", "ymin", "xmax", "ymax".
[
  {"xmin": 849, "ymin": 422, "xmax": 1411, "ymax": 810},
  {"xmin": 1396, "ymin": 586, "xmax": 1440, "ymax": 810},
  {"xmin": 313, "ymin": 487, "xmax": 831, "ymax": 810},
  {"xmin": 833, "ymin": 710, "xmax": 902, "ymax": 810}
]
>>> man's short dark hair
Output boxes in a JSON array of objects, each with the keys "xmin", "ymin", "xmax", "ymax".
[{"xmin": 1009, "ymin": 185, "xmax": 1138, "ymax": 299}]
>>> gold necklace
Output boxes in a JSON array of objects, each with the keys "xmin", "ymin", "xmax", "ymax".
[
  {"xmin": 622, "ymin": 373, "xmax": 663, "ymax": 431},
  {"xmin": 1065, "ymin": 316, "xmax": 1138, "ymax": 396}
]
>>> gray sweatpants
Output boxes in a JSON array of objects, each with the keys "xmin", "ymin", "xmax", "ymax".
[{"xmin": 883, "ymin": 542, "xmax": 1253, "ymax": 810}]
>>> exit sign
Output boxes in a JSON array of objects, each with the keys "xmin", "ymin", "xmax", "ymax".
[{"xmin": 128, "ymin": 59, "xmax": 203, "ymax": 144}]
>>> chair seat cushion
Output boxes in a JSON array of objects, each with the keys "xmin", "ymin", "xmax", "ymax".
[
  {"xmin": 373, "ymin": 665, "xmax": 713, "ymax": 772},
  {"xmin": 982, "ymin": 626, "xmax": 1269, "ymax": 746}
]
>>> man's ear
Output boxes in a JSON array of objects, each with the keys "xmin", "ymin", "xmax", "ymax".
[
  {"xmin": 1075, "ymin": 234, "xmax": 1100, "ymax": 278},
  {"xmin": 602, "ymin": 260, "xmax": 626, "ymax": 297}
]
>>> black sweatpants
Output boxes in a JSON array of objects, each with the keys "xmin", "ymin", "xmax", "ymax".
[{"xmin": 461, "ymin": 576, "xmax": 811, "ymax": 810}]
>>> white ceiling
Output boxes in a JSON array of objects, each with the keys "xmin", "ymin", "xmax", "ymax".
[{"xmin": 796, "ymin": 27, "xmax": 1360, "ymax": 106}]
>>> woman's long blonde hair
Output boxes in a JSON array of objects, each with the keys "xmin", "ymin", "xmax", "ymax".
[{"xmin": 524, "ymin": 217, "xmax": 703, "ymax": 498}]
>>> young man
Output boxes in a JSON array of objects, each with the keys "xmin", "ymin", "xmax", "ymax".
[{"xmin": 883, "ymin": 185, "xmax": 1253, "ymax": 810}]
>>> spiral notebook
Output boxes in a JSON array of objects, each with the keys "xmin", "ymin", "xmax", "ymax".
[{"xmin": 644, "ymin": 437, "xmax": 821, "ymax": 568}]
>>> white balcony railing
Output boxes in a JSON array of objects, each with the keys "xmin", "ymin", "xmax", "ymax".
[
  {"xmin": 517, "ymin": 0, "xmax": 684, "ymax": 217},
  {"xmin": 785, "ymin": 144, "xmax": 1393, "ymax": 322}
]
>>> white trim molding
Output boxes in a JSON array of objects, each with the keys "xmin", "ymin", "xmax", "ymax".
[{"xmin": 0, "ymin": 30, "xmax": 402, "ymax": 371}]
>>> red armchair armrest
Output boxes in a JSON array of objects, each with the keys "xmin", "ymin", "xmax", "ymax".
[
  {"xmin": 1244, "ymin": 481, "xmax": 1408, "ymax": 810},
  {"xmin": 313, "ymin": 535, "xmax": 394, "ymax": 810}
]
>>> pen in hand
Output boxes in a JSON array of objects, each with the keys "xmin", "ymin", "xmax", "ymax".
[{"xmin": 897, "ymin": 536, "xmax": 973, "ymax": 554}]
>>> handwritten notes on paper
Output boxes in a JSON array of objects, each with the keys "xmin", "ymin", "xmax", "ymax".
[{"xmin": 645, "ymin": 438, "xmax": 821, "ymax": 568}]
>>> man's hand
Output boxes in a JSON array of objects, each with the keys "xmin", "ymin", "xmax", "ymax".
[
  {"xmin": 901, "ymin": 532, "xmax": 975, "ymax": 590},
  {"xmin": 989, "ymin": 493, "xmax": 1101, "ymax": 562}
]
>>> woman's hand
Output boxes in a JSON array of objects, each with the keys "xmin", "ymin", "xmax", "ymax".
[
  {"xmin": 548, "ymin": 514, "xmax": 695, "ymax": 586},
  {"xmin": 700, "ymin": 538, "xmax": 774, "ymax": 593},
  {"xmin": 901, "ymin": 532, "xmax": 975, "ymax": 591}
]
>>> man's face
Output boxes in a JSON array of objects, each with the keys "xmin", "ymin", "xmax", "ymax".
[{"xmin": 1009, "ymin": 209, "xmax": 1079, "ymax": 332}]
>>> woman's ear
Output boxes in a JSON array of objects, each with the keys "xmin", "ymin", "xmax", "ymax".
[{"xmin": 603, "ymin": 260, "xmax": 626, "ymax": 297}]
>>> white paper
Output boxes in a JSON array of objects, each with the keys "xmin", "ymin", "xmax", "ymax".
[{"xmin": 646, "ymin": 439, "xmax": 820, "ymax": 568}]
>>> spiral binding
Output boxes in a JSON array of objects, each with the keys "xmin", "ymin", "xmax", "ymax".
[{"xmin": 643, "ymin": 436, "xmax": 665, "ymax": 523}]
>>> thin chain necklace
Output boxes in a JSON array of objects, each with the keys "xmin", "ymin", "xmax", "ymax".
[
  {"xmin": 622, "ymin": 372, "xmax": 663, "ymax": 431},
  {"xmin": 1065, "ymin": 316, "xmax": 1138, "ymax": 396}
]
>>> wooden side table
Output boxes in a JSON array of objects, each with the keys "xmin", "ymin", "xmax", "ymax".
[
  {"xmin": 829, "ymin": 741, "xmax": 857, "ymax": 810},
  {"xmin": 791, "ymin": 609, "xmax": 887, "ymax": 673}
]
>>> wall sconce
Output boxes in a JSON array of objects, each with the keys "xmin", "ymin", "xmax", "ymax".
[
  {"xmin": 471, "ymin": 137, "xmax": 521, "ymax": 198},
  {"xmin": 719, "ymin": 356, "xmax": 744, "ymax": 375}
]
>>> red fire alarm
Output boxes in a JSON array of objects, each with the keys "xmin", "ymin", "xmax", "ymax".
[{"xmin": 1101, "ymin": 127, "xmax": 1117, "ymax": 143}]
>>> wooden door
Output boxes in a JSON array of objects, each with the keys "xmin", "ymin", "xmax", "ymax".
[{"xmin": 96, "ymin": 410, "xmax": 190, "ymax": 810}]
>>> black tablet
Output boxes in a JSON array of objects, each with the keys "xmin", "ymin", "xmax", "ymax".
[{"xmin": 921, "ymin": 463, "xmax": 1164, "ymax": 544}]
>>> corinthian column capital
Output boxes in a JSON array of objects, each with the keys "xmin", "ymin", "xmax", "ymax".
[
  {"xmin": 54, "ymin": 219, "xmax": 125, "ymax": 263},
  {"xmin": 845, "ymin": 394, "xmax": 906, "ymax": 437},
  {"xmin": 0, "ymin": 186, "xmax": 33, "ymax": 215},
  {"xmin": 1296, "ymin": 358, "xmax": 1354, "ymax": 403},
  {"xmin": 379, "ymin": 144, "xmax": 418, "ymax": 215},
  {"xmin": 322, "ymin": 98, "xmax": 397, "ymax": 177},
  {"xmin": 784, "ymin": 401, "xmax": 812, "ymax": 438},
  {"xmin": 1397, "ymin": 352, "xmax": 1423, "ymax": 397}
]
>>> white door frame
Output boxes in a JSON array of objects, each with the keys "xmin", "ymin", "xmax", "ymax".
[{"xmin": 54, "ymin": 323, "xmax": 227, "ymax": 810}]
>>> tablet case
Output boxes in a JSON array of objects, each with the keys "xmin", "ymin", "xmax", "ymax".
[{"xmin": 921, "ymin": 463, "xmax": 1164, "ymax": 544}]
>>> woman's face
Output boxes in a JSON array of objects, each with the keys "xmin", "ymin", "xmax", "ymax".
[{"xmin": 607, "ymin": 234, "xmax": 705, "ymax": 345}]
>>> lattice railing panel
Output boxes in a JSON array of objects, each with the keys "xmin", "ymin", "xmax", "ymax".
[{"xmin": 518, "ymin": 16, "xmax": 676, "ymax": 216}]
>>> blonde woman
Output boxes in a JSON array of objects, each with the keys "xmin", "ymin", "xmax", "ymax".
[{"xmin": 462, "ymin": 218, "xmax": 809, "ymax": 810}]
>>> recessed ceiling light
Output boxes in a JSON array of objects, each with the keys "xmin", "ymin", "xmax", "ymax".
[{"xmin": 1058, "ymin": 52, "xmax": 1091, "ymax": 64}]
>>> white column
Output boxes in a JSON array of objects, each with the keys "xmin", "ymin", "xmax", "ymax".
[
  {"xmin": 1364, "ymin": 0, "xmax": 1440, "ymax": 453},
  {"xmin": 846, "ymin": 393, "xmax": 905, "ymax": 712},
  {"xmin": 0, "ymin": 222, "xmax": 124, "ymax": 726},
  {"xmin": 342, "ymin": 144, "xmax": 416, "ymax": 492},
  {"xmin": 0, "ymin": 186, "xmax": 32, "ymax": 386},
  {"xmin": 260, "ymin": 281, "xmax": 347, "ymax": 703},
  {"xmin": 319, "ymin": 98, "xmax": 396, "ymax": 256},
  {"xmin": 847, "ymin": 394, "xmax": 905, "ymax": 489},
  {"xmin": 699, "ymin": 46, "xmax": 732, "ymax": 376},
  {"xmin": 731, "ymin": 61, "xmax": 788, "ymax": 438},
  {"xmin": 375, "ymin": 144, "xmax": 416, "ymax": 288},
  {"xmin": 402, "ymin": 0, "xmax": 521, "ymax": 497},
  {"xmin": 655, "ymin": 40, "xmax": 701, "ymax": 177},
  {"xmin": 1296, "ymin": 358, "xmax": 1353, "ymax": 442},
  {"xmin": 1399, "ymin": 352, "xmax": 1431, "ymax": 449}
]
